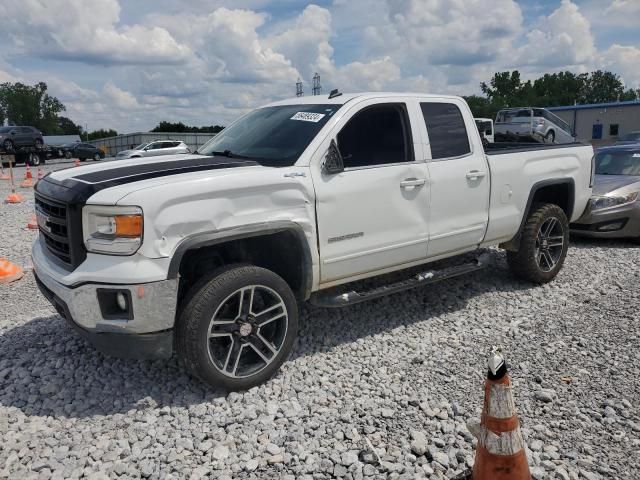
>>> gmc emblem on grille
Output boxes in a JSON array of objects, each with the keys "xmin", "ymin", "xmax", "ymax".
[{"xmin": 35, "ymin": 209, "xmax": 51, "ymax": 233}]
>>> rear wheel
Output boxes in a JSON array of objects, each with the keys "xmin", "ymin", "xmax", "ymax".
[
  {"xmin": 544, "ymin": 130, "xmax": 555, "ymax": 143},
  {"xmin": 3, "ymin": 139, "xmax": 14, "ymax": 152},
  {"xmin": 64, "ymin": 151, "xmax": 72, "ymax": 159},
  {"xmin": 177, "ymin": 265, "xmax": 298, "ymax": 390},
  {"xmin": 93, "ymin": 153, "xmax": 101, "ymax": 161},
  {"xmin": 507, "ymin": 203, "xmax": 569, "ymax": 283},
  {"xmin": 34, "ymin": 138, "xmax": 43, "ymax": 148}
]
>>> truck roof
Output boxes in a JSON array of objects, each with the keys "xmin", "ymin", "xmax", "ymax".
[{"xmin": 265, "ymin": 92, "xmax": 464, "ymax": 107}]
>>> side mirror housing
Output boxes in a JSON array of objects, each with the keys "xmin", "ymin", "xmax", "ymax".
[{"xmin": 322, "ymin": 139, "xmax": 344, "ymax": 175}]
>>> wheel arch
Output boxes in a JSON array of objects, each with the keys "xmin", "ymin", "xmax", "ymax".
[
  {"xmin": 168, "ymin": 221, "xmax": 313, "ymax": 302},
  {"xmin": 501, "ymin": 178, "xmax": 574, "ymax": 251}
]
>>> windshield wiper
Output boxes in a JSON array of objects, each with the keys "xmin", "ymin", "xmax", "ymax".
[{"xmin": 208, "ymin": 149, "xmax": 255, "ymax": 160}]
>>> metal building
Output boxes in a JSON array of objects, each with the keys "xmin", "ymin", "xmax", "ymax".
[
  {"xmin": 87, "ymin": 132, "xmax": 217, "ymax": 157},
  {"xmin": 547, "ymin": 100, "xmax": 640, "ymax": 146}
]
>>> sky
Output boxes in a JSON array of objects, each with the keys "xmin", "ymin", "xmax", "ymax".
[{"xmin": 0, "ymin": 0, "xmax": 638, "ymax": 133}]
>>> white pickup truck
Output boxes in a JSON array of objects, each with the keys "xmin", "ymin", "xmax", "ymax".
[{"xmin": 32, "ymin": 93, "xmax": 594, "ymax": 390}]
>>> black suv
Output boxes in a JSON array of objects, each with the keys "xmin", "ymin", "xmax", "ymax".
[{"xmin": 0, "ymin": 126, "xmax": 44, "ymax": 151}]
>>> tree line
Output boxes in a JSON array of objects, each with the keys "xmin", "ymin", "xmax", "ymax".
[
  {"xmin": 0, "ymin": 81, "xmax": 224, "ymax": 140},
  {"xmin": 465, "ymin": 70, "xmax": 640, "ymax": 119}
]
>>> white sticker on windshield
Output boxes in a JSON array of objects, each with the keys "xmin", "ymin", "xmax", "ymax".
[
  {"xmin": 634, "ymin": 153, "xmax": 640, "ymax": 157},
  {"xmin": 291, "ymin": 112, "xmax": 326, "ymax": 123}
]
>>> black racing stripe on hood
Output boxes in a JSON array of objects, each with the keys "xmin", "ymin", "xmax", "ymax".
[{"xmin": 36, "ymin": 156, "xmax": 258, "ymax": 205}]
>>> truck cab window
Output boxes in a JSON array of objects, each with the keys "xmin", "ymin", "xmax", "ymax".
[
  {"xmin": 421, "ymin": 103, "xmax": 471, "ymax": 160},
  {"xmin": 337, "ymin": 104, "xmax": 412, "ymax": 169}
]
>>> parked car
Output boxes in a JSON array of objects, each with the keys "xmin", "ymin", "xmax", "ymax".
[
  {"xmin": 32, "ymin": 92, "xmax": 593, "ymax": 390},
  {"xmin": 62, "ymin": 142, "xmax": 105, "ymax": 161},
  {"xmin": 475, "ymin": 118, "xmax": 494, "ymax": 144},
  {"xmin": 0, "ymin": 125, "xmax": 44, "ymax": 151},
  {"xmin": 571, "ymin": 144, "xmax": 640, "ymax": 241},
  {"xmin": 494, "ymin": 108, "xmax": 574, "ymax": 144},
  {"xmin": 615, "ymin": 131, "xmax": 640, "ymax": 145},
  {"xmin": 115, "ymin": 140, "xmax": 190, "ymax": 159}
]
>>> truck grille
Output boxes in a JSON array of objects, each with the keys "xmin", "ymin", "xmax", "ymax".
[{"xmin": 35, "ymin": 193, "xmax": 73, "ymax": 266}]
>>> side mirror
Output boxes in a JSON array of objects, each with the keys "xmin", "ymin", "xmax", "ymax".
[{"xmin": 322, "ymin": 139, "xmax": 344, "ymax": 175}]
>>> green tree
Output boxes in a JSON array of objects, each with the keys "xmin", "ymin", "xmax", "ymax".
[
  {"xmin": 531, "ymin": 71, "xmax": 584, "ymax": 107},
  {"xmin": 0, "ymin": 81, "xmax": 65, "ymax": 133},
  {"xmin": 87, "ymin": 129, "xmax": 117, "ymax": 141},
  {"xmin": 54, "ymin": 116, "xmax": 83, "ymax": 135},
  {"xmin": 151, "ymin": 121, "xmax": 224, "ymax": 133},
  {"xmin": 480, "ymin": 71, "xmax": 534, "ymax": 108},
  {"xmin": 463, "ymin": 95, "xmax": 497, "ymax": 118},
  {"xmin": 579, "ymin": 70, "xmax": 636, "ymax": 104}
]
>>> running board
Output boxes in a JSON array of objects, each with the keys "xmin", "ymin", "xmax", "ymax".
[{"xmin": 310, "ymin": 253, "xmax": 490, "ymax": 308}]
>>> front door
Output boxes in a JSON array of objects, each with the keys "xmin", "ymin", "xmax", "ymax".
[
  {"xmin": 313, "ymin": 100, "xmax": 430, "ymax": 283},
  {"xmin": 418, "ymin": 100, "xmax": 490, "ymax": 257}
]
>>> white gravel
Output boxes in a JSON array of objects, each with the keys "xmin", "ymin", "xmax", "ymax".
[{"xmin": 1, "ymin": 159, "xmax": 639, "ymax": 479}]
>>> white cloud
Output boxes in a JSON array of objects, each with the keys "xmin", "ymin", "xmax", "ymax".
[
  {"xmin": 0, "ymin": 0, "xmax": 191, "ymax": 65},
  {"xmin": 600, "ymin": 45, "xmax": 640, "ymax": 89}
]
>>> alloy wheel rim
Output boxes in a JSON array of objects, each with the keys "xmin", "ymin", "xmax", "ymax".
[
  {"xmin": 207, "ymin": 285, "xmax": 288, "ymax": 379},
  {"xmin": 535, "ymin": 217, "xmax": 564, "ymax": 272}
]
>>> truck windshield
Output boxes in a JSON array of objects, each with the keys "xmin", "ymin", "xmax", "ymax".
[
  {"xmin": 595, "ymin": 151, "xmax": 640, "ymax": 175},
  {"xmin": 198, "ymin": 104, "xmax": 341, "ymax": 166}
]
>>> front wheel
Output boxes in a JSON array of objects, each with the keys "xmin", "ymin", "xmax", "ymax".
[
  {"xmin": 27, "ymin": 153, "xmax": 41, "ymax": 167},
  {"xmin": 64, "ymin": 151, "xmax": 72, "ymax": 159},
  {"xmin": 93, "ymin": 153, "xmax": 102, "ymax": 161},
  {"xmin": 177, "ymin": 265, "xmax": 298, "ymax": 390},
  {"xmin": 3, "ymin": 139, "xmax": 14, "ymax": 152},
  {"xmin": 507, "ymin": 203, "xmax": 569, "ymax": 284}
]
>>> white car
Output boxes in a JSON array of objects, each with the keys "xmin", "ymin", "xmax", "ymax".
[
  {"xmin": 475, "ymin": 118, "xmax": 494, "ymax": 143},
  {"xmin": 32, "ymin": 92, "xmax": 594, "ymax": 390},
  {"xmin": 115, "ymin": 140, "xmax": 190, "ymax": 159},
  {"xmin": 495, "ymin": 108, "xmax": 575, "ymax": 144}
]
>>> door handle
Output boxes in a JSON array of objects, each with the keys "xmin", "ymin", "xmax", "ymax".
[
  {"xmin": 400, "ymin": 178, "xmax": 426, "ymax": 188},
  {"xmin": 466, "ymin": 170, "xmax": 486, "ymax": 180}
]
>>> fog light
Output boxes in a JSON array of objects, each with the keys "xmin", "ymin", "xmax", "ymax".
[
  {"xmin": 597, "ymin": 222, "xmax": 624, "ymax": 232},
  {"xmin": 116, "ymin": 292, "xmax": 128, "ymax": 311}
]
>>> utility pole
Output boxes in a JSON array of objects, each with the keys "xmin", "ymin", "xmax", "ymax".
[
  {"xmin": 296, "ymin": 78, "xmax": 304, "ymax": 97},
  {"xmin": 312, "ymin": 73, "xmax": 321, "ymax": 96}
]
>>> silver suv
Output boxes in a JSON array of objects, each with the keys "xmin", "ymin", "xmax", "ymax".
[
  {"xmin": 495, "ymin": 108, "xmax": 574, "ymax": 144},
  {"xmin": 116, "ymin": 140, "xmax": 190, "ymax": 159}
]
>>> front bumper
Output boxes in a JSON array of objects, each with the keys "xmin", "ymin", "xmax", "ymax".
[
  {"xmin": 570, "ymin": 201, "xmax": 640, "ymax": 239},
  {"xmin": 33, "ymin": 254, "xmax": 178, "ymax": 360}
]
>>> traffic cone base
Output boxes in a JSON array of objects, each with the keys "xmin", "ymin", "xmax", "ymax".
[
  {"xmin": 0, "ymin": 258, "xmax": 24, "ymax": 284},
  {"xmin": 20, "ymin": 178, "xmax": 34, "ymax": 188},
  {"xmin": 0, "ymin": 172, "xmax": 9, "ymax": 180},
  {"xmin": 27, "ymin": 215, "xmax": 38, "ymax": 230},
  {"xmin": 5, "ymin": 192, "xmax": 24, "ymax": 203}
]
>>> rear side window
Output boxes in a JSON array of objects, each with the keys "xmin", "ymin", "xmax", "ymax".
[{"xmin": 420, "ymin": 103, "xmax": 471, "ymax": 160}]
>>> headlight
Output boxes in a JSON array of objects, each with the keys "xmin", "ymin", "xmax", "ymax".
[
  {"xmin": 82, "ymin": 205, "xmax": 143, "ymax": 255},
  {"xmin": 590, "ymin": 192, "xmax": 638, "ymax": 211}
]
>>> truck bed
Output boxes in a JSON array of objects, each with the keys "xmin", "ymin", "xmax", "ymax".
[{"xmin": 485, "ymin": 141, "xmax": 587, "ymax": 155}]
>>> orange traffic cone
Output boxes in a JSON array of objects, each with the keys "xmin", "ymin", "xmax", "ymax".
[
  {"xmin": 36, "ymin": 167, "xmax": 45, "ymax": 182},
  {"xmin": 4, "ymin": 191, "xmax": 24, "ymax": 203},
  {"xmin": 74, "ymin": 159, "xmax": 80, "ymax": 167},
  {"xmin": 0, "ymin": 258, "xmax": 24, "ymax": 284},
  {"xmin": 20, "ymin": 165, "xmax": 34, "ymax": 188},
  {"xmin": 466, "ymin": 347, "xmax": 531, "ymax": 480},
  {"xmin": 27, "ymin": 214, "xmax": 38, "ymax": 229}
]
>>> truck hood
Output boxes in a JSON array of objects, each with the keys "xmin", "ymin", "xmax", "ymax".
[
  {"xmin": 40, "ymin": 154, "xmax": 261, "ymax": 204},
  {"xmin": 592, "ymin": 174, "xmax": 640, "ymax": 196}
]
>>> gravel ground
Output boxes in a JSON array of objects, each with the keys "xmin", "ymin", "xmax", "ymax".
[{"xmin": 1, "ymin": 160, "xmax": 639, "ymax": 479}]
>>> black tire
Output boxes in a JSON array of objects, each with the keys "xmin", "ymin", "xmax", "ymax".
[
  {"xmin": 3, "ymin": 139, "xmax": 14, "ymax": 152},
  {"xmin": 177, "ymin": 265, "xmax": 298, "ymax": 390},
  {"xmin": 93, "ymin": 153, "xmax": 101, "ymax": 161},
  {"xmin": 64, "ymin": 151, "xmax": 72, "ymax": 159},
  {"xmin": 79, "ymin": 157, "xmax": 86, "ymax": 162},
  {"xmin": 545, "ymin": 130, "xmax": 555, "ymax": 144},
  {"xmin": 26, "ymin": 153, "xmax": 41, "ymax": 167},
  {"xmin": 507, "ymin": 203, "xmax": 569, "ymax": 284},
  {"xmin": 34, "ymin": 138, "xmax": 43, "ymax": 148}
]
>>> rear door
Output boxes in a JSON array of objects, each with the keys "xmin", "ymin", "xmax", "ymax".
[
  {"xmin": 419, "ymin": 100, "xmax": 490, "ymax": 257},
  {"xmin": 312, "ymin": 99, "xmax": 430, "ymax": 283}
]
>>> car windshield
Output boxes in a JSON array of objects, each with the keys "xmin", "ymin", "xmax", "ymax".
[
  {"xmin": 134, "ymin": 143, "xmax": 150, "ymax": 150},
  {"xmin": 595, "ymin": 151, "xmax": 640, "ymax": 175},
  {"xmin": 620, "ymin": 132, "xmax": 640, "ymax": 142},
  {"xmin": 198, "ymin": 104, "xmax": 342, "ymax": 166}
]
